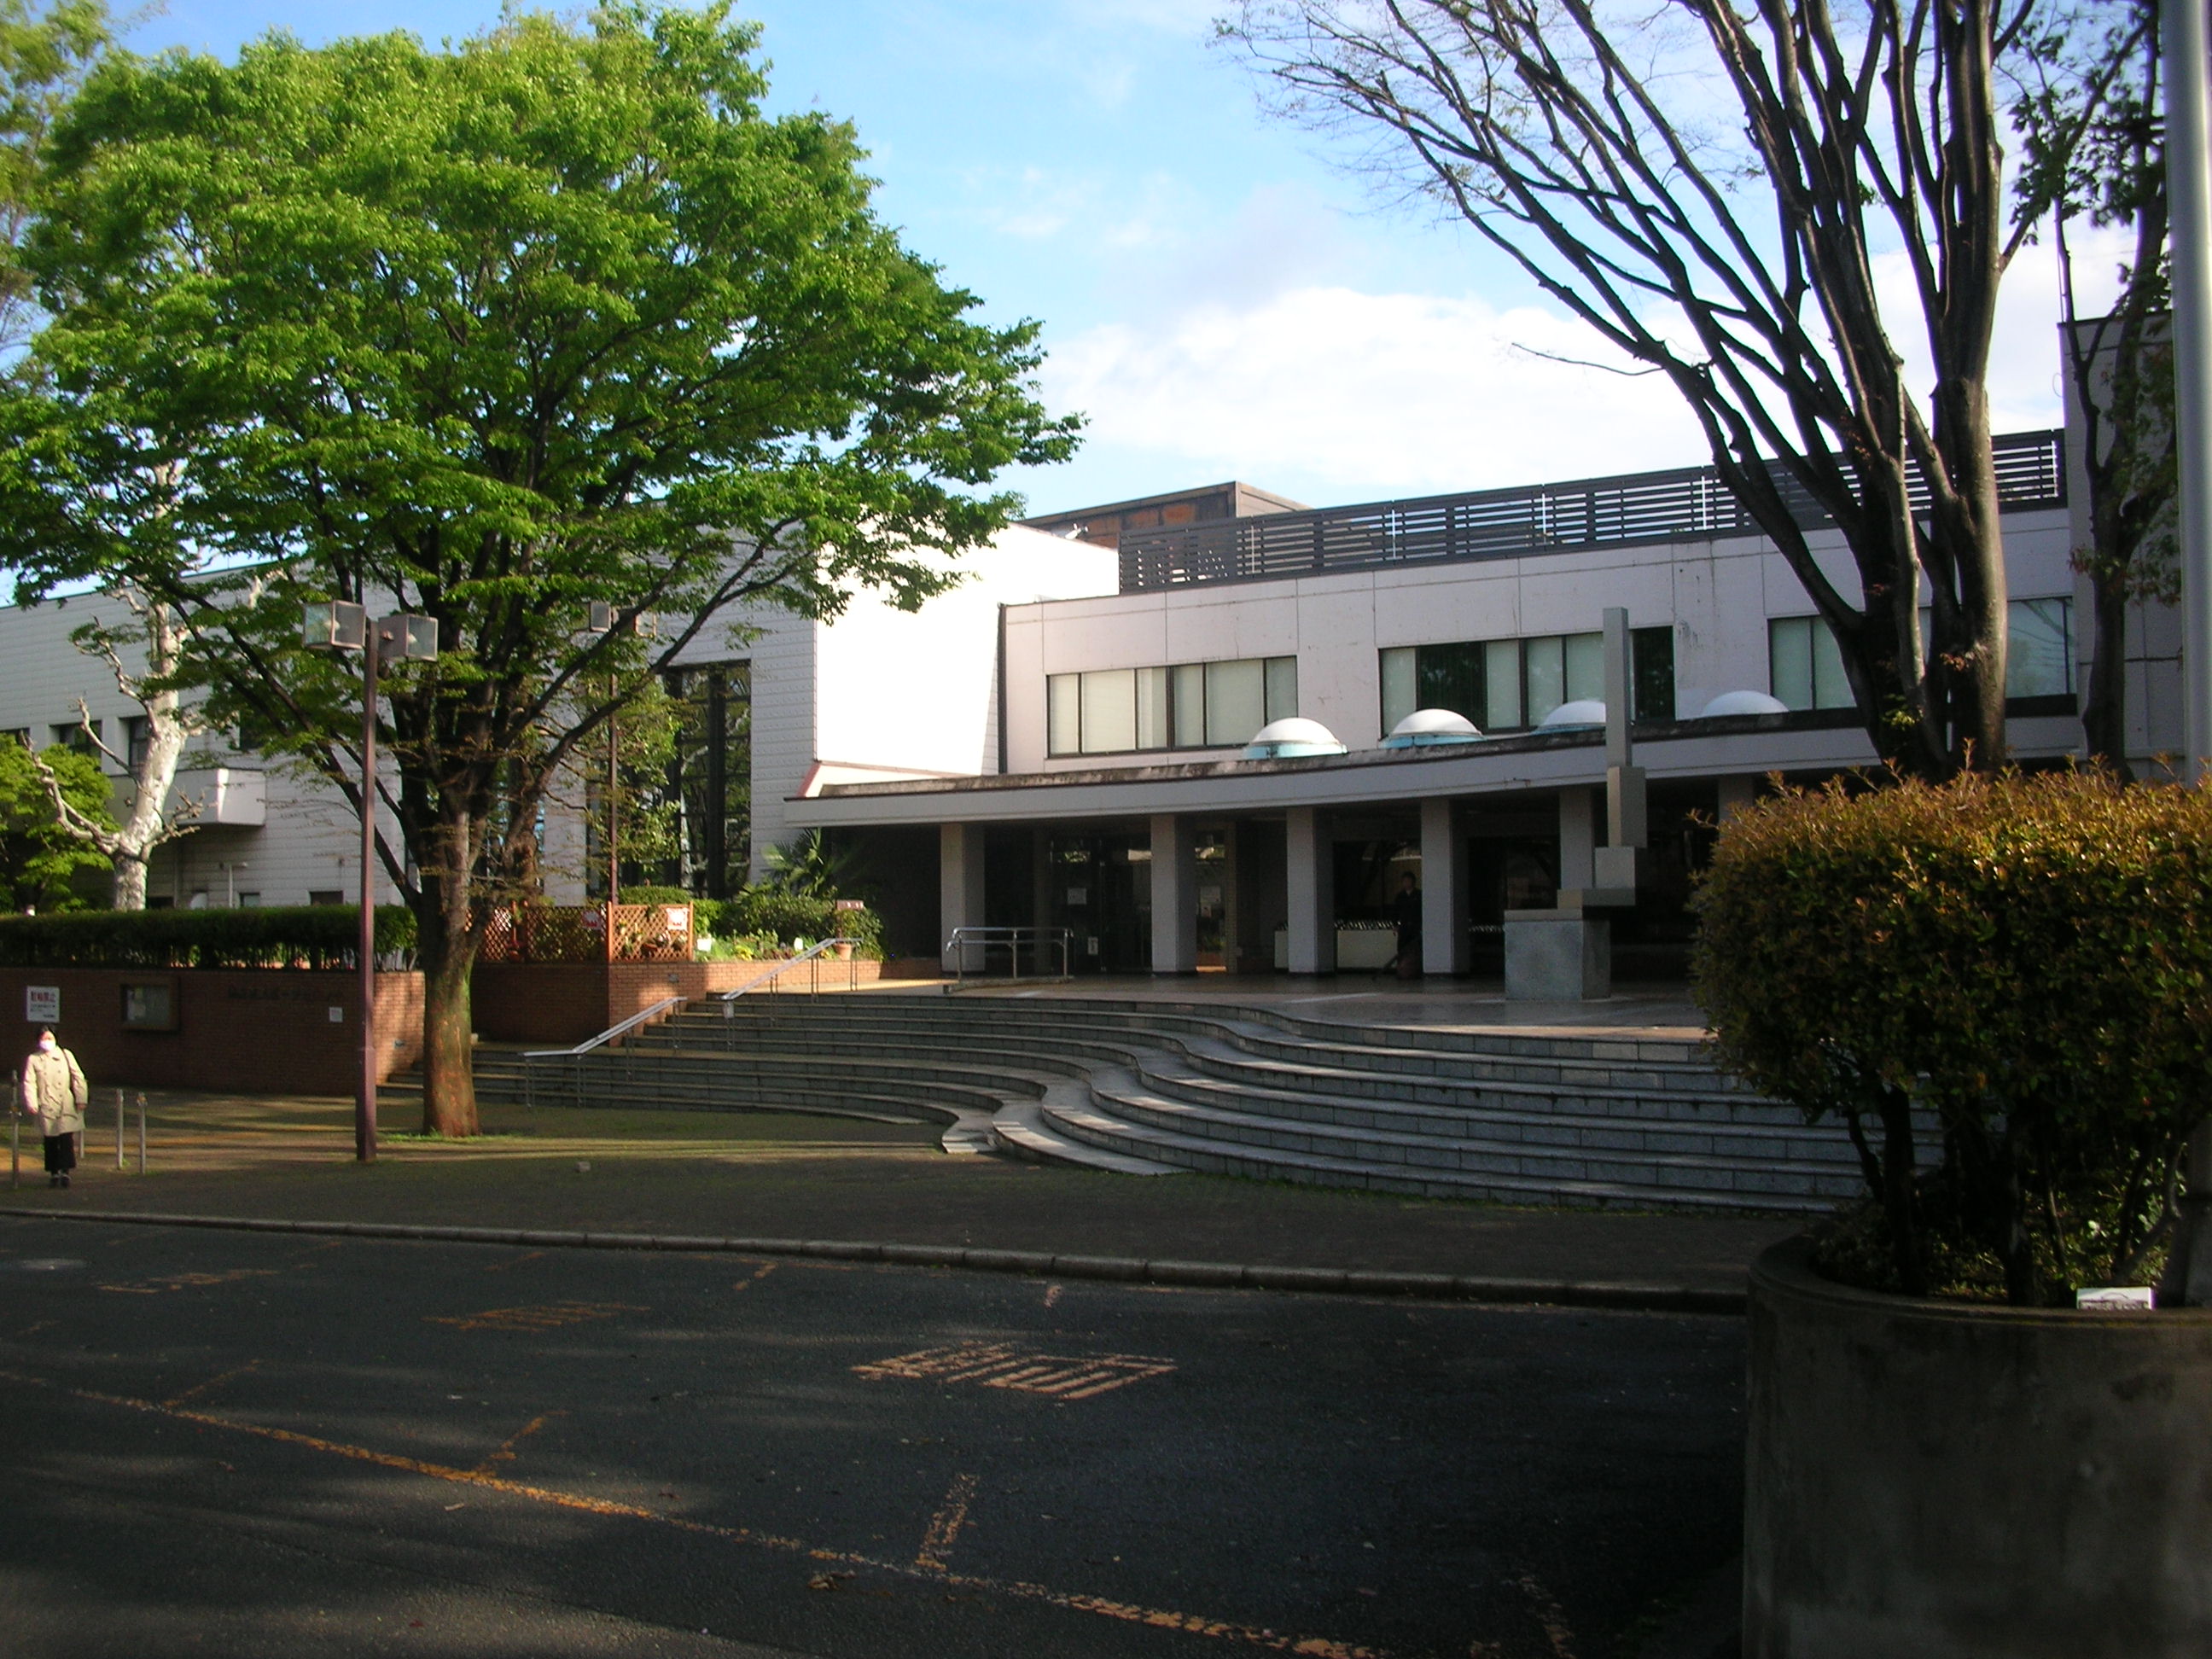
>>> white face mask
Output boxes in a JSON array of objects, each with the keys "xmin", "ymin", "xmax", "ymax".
[{"xmin": 35, "ymin": 1036, "xmax": 54, "ymax": 1054}]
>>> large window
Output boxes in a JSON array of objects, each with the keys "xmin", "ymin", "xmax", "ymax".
[
  {"xmin": 1379, "ymin": 627, "xmax": 1674, "ymax": 735},
  {"xmin": 1047, "ymin": 655, "xmax": 1298, "ymax": 757},
  {"xmin": 1770, "ymin": 598, "xmax": 2074, "ymax": 711}
]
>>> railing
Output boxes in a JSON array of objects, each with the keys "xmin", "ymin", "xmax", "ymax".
[
  {"xmin": 1116, "ymin": 428, "xmax": 2067, "ymax": 592},
  {"xmin": 521, "ymin": 993, "xmax": 687, "ymax": 1109},
  {"xmin": 942, "ymin": 926, "xmax": 1074, "ymax": 989},
  {"xmin": 713, "ymin": 937, "xmax": 866, "ymax": 1002},
  {"xmin": 695, "ymin": 937, "xmax": 867, "ymax": 1051}
]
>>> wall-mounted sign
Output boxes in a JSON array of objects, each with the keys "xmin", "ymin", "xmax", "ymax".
[
  {"xmin": 119, "ymin": 980, "xmax": 178, "ymax": 1032},
  {"xmin": 24, "ymin": 986, "xmax": 59, "ymax": 1024}
]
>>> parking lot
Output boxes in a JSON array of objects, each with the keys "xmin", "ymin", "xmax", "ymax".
[{"xmin": 0, "ymin": 1215, "xmax": 1743, "ymax": 1657}]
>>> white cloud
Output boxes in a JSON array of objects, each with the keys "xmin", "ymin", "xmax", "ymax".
[
  {"xmin": 1041, "ymin": 221, "xmax": 2127, "ymax": 506},
  {"xmin": 1044, "ymin": 286, "xmax": 1711, "ymax": 498}
]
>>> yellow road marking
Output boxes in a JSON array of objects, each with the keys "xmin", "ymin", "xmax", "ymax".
[
  {"xmin": 731, "ymin": 1264, "xmax": 778, "ymax": 1292},
  {"xmin": 471, "ymin": 1410, "xmax": 566, "ymax": 1477},
  {"xmin": 1044, "ymin": 1284, "xmax": 1062, "ymax": 1309},
  {"xmin": 0, "ymin": 1363, "xmax": 1391, "ymax": 1658},
  {"xmin": 164, "ymin": 1359, "xmax": 259, "ymax": 1409},
  {"xmin": 854, "ymin": 1342, "xmax": 1175, "ymax": 1400},
  {"xmin": 915, "ymin": 1471, "xmax": 977, "ymax": 1572},
  {"xmin": 480, "ymin": 1249, "xmax": 547, "ymax": 1275},
  {"xmin": 427, "ymin": 1301, "xmax": 644, "ymax": 1334},
  {"xmin": 97, "ymin": 1268, "xmax": 280, "ymax": 1296}
]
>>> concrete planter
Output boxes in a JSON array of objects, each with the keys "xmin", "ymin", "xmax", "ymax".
[{"xmin": 1745, "ymin": 1237, "xmax": 2212, "ymax": 1658}]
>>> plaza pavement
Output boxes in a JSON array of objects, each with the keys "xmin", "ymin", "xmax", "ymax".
[{"xmin": 0, "ymin": 1084, "xmax": 1801, "ymax": 1301}]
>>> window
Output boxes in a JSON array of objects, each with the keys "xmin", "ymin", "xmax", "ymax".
[
  {"xmin": 2007, "ymin": 597, "xmax": 2073, "ymax": 700},
  {"xmin": 1046, "ymin": 656, "xmax": 1297, "ymax": 756},
  {"xmin": 51, "ymin": 719, "xmax": 101, "ymax": 755},
  {"xmin": 1379, "ymin": 627, "xmax": 1673, "ymax": 734},
  {"xmin": 308, "ymin": 890, "xmax": 344, "ymax": 907},
  {"xmin": 0, "ymin": 729, "xmax": 26, "ymax": 748},
  {"xmin": 1773, "ymin": 600, "xmax": 2074, "ymax": 710},
  {"xmin": 122, "ymin": 716, "xmax": 150, "ymax": 770},
  {"xmin": 1769, "ymin": 616, "xmax": 1854, "ymax": 711}
]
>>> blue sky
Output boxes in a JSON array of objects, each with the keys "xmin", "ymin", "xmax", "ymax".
[{"xmin": 125, "ymin": 2, "xmax": 2090, "ymax": 520}]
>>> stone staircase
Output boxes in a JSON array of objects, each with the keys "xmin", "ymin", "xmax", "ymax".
[{"xmin": 462, "ymin": 991, "xmax": 1876, "ymax": 1215}]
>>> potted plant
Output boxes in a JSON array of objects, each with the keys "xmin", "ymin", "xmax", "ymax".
[{"xmin": 1695, "ymin": 771, "xmax": 2212, "ymax": 1659}]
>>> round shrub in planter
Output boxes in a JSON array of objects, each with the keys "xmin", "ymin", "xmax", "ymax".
[{"xmin": 1697, "ymin": 771, "xmax": 2212, "ymax": 1658}]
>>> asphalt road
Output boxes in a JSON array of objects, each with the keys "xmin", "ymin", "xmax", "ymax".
[{"xmin": 0, "ymin": 1216, "xmax": 1745, "ymax": 1659}]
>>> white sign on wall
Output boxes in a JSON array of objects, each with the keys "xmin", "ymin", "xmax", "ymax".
[{"xmin": 25, "ymin": 986, "xmax": 60, "ymax": 1024}]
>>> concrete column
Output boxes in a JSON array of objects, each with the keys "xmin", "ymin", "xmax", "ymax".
[
  {"xmin": 1284, "ymin": 806, "xmax": 1336, "ymax": 975},
  {"xmin": 1149, "ymin": 812, "xmax": 1198, "ymax": 975},
  {"xmin": 1557, "ymin": 788, "xmax": 1597, "ymax": 893},
  {"xmin": 1219, "ymin": 822, "xmax": 1243, "ymax": 975},
  {"xmin": 1419, "ymin": 796, "xmax": 1468, "ymax": 976},
  {"xmin": 1716, "ymin": 775, "xmax": 1759, "ymax": 823},
  {"xmin": 939, "ymin": 822, "xmax": 987, "ymax": 972}
]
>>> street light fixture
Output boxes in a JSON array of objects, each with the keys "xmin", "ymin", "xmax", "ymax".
[{"xmin": 305, "ymin": 600, "xmax": 439, "ymax": 1161}]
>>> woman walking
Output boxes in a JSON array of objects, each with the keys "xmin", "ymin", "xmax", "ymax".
[{"xmin": 20, "ymin": 1027, "xmax": 89, "ymax": 1188}]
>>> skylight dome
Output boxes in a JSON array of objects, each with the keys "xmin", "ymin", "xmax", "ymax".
[
  {"xmin": 1383, "ymin": 708, "xmax": 1484, "ymax": 748},
  {"xmin": 1243, "ymin": 718, "xmax": 1348, "ymax": 760},
  {"xmin": 1539, "ymin": 699, "xmax": 1607, "ymax": 730},
  {"xmin": 1700, "ymin": 690, "xmax": 1790, "ymax": 718}
]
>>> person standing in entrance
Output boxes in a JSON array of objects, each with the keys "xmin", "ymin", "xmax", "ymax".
[
  {"xmin": 20, "ymin": 1027, "xmax": 89, "ymax": 1188},
  {"xmin": 1389, "ymin": 871, "xmax": 1423, "ymax": 980}
]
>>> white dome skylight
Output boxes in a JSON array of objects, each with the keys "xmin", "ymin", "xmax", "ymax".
[
  {"xmin": 1700, "ymin": 690, "xmax": 1790, "ymax": 718},
  {"xmin": 1243, "ymin": 717, "xmax": 1348, "ymax": 760},
  {"xmin": 1383, "ymin": 708, "xmax": 1484, "ymax": 748},
  {"xmin": 1538, "ymin": 699, "xmax": 1607, "ymax": 730}
]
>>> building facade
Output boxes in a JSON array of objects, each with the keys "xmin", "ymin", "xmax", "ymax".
[{"xmin": 0, "ymin": 402, "xmax": 2176, "ymax": 984}]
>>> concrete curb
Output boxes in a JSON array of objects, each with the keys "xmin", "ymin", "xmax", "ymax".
[{"xmin": 0, "ymin": 1206, "xmax": 1747, "ymax": 1314}]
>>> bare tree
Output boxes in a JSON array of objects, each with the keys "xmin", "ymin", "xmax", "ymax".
[
  {"xmin": 1221, "ymin": 1, "xmax": 2110, "ymax": 777},
  {"xmin": 31, "ymin": 587, "xmax": 203, "ymax": 909},
  {"xmin": 2017, "ymin": 0, "xmax": 2172, "ymax": 777}
]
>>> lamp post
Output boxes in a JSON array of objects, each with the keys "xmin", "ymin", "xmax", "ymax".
[
  {"xmin": 2160, "ymin": 0, "xmax": 2212, "ymax": 1301},
  {"xmin": 306, "ymin": 601, "xmax": 439, "ymax": 1162}
]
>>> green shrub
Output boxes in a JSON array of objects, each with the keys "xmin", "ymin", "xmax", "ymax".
[
  {"xmin": 0, "ymin": 904, "xmax": 417, "ymax": 969},
  {"xmin": 1693, "ymin": 770, "xmax": 2212, "ymax": 1306},
  {"xmin": 615, "ymin": 884, "xmax": 692, "ymax": 906},
  {"xmin": 715, "ymin": 886, "xmax": 883, "ymax": 956}
]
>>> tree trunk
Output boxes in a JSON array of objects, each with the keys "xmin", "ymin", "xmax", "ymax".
[
  {"xmin": 2081, "ymin": 564, "xmax": 2135, "ymax": 777},
  {"xmin": 1937, "ymin": 383, "xmax": 2011, "ymax": 770},
  {"xmin": 112, "ymin": 850, "xmax": 148, "ymax": 911},
  {"xmin": 417, "ymin": 902, "xmax": 480, "ymax": 1138}
]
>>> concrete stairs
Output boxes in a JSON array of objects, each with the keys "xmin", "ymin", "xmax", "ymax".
[{"xmin": 504, "ymin": 992, "xmax": 1883, "ymax": 1214}]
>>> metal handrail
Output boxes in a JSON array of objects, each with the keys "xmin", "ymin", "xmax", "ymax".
[
  {"xmin": 942, "ymin": 925, "xmax": 1074, "ymax": 989},
  {"xmin": 521, "ymin": 993, "xmax": 687, "ymax": 1109},
  {"xmin": 713, "ymin": 936, "xmax": 864, "ymax": 1003}
]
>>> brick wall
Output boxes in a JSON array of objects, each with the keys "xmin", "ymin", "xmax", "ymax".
[
  {"xmin": 471, "ymin": 957, "xmax": 886, "ymax": 1045},
  {"xmin": 0, "ymin": 967, "xmax": 424, "ymax": 1096}
]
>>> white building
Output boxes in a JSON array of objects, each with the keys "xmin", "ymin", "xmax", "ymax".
[{"xmin": 0, "ymin": 410, "xmax": 2175, "ymax": 982}]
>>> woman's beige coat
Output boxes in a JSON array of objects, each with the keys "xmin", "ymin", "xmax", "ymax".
[{"xmin": 20, "ymin": 1046, "xmax": 89, "ymax": 1136}]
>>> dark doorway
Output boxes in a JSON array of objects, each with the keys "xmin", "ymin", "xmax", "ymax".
[{"xmin": 1044, "ymin": 829, "xmax": 1151, "ymax": 974}]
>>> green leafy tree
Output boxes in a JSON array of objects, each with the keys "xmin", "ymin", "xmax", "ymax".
[
  {"xmin": 0, "ymin": 5, "xmax": 1079, "ymax": 1135},
  {"xmin": 0, "ymin": 739, "xmax": 113, "ymax": 910},
  {"xmin": 0, "ymin": 0, "xmax": 105, "ymax": 360}
]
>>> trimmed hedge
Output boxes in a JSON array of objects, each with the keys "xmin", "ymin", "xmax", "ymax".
[
  {"xmin": 1694, "ymin": 770, "xmax": 2212, "ymax": 1305},
  {"xmin": 0, "ymin": 904, "xmax": 417, "ymax": 969}
]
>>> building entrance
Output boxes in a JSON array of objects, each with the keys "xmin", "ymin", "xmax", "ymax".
[{"xmin": 1044, "ymin": 830, "xmax": 1152, "ymax": 974}]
